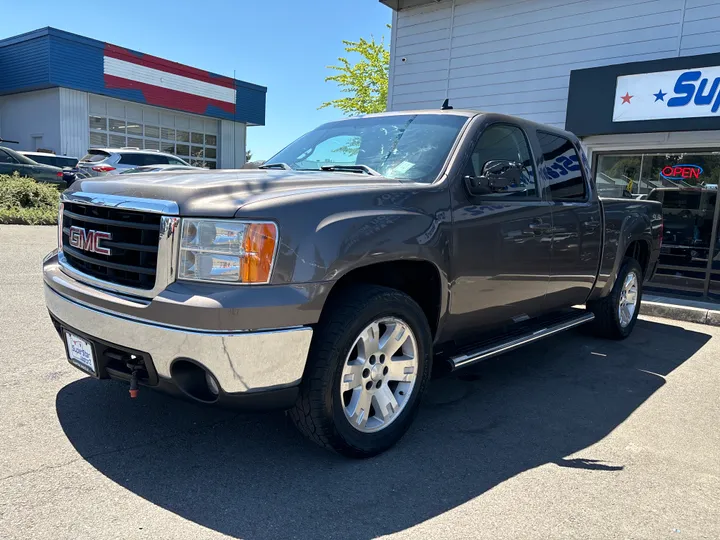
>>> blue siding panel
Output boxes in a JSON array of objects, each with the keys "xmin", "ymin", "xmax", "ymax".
[
  {"xmin": 0, "ymin": 27, "xmax": 265, "ymax": 125},
  {"xmin": 0, "ymin": 34, "xmax": 50, "ymax": 94}
]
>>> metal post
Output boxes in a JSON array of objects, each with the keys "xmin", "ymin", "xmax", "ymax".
[{"xmin": 703, "ymin": 189, "xmax": 720, "ymax": 297}]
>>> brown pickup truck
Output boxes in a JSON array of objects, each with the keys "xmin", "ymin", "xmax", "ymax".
[{"xmin": 43, "ymin": 109, "xmax": 662, "ymax": 457}]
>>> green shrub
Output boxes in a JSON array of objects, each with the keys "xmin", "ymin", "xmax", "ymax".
[{"xmin": 0, "ymin": 173, "xmax": 60, "ymax": 225}]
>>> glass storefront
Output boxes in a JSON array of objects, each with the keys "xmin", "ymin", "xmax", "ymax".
[{"xmin": 596, "ymin": 151, "xmax": 720, "ymax": 299}]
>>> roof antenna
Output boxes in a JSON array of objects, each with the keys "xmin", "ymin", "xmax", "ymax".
[{"xmin": 441, "ymin": 98, "xmax": 453, "ymax": 110}]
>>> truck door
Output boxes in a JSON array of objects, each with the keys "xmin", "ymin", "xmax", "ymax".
[
  {"xmin": 536, "ymin": 131, "xmax": 603, "ymax": 309},
  {"xmin": 446, "ymin": 122, "xmax": 552, "ymax": 342}
]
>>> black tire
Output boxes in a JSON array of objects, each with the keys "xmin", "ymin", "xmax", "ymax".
[
  {"xmin": 588, "ymin": 257, "xmax": 643, "ymax": 340},
  {"xmin": 289, "ymin": 285, "xmax": 432, "ymax": 458}
]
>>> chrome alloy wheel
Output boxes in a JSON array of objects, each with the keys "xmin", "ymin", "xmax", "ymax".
[
  {"xmin": 340, "ymin": 317, "xmax": 419, "ymax": 433},
  {"xmin": 619, "ymin": 271, "xmax": 639, "ymax": 327}
]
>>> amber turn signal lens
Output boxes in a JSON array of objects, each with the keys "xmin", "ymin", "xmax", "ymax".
[{"xmin": 242, "ymin": 223, "xmax": 277, "ymax": 283}]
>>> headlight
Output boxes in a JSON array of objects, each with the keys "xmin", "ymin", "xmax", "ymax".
[{"xmin": 178, "ymin": 219, "xmax": 278, "ymax": 284}]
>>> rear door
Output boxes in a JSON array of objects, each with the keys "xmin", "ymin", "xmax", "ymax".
[
  {"xmin": 537, "ymin": 131, "xmax": 603, "ymax": 309},
  {"xmin": 446, "ymin": 122, "xmax": 553, "ymax": 341}
]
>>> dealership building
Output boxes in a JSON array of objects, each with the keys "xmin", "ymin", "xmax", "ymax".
[
  {"xmin": 0, "ymin": 27, "xmax": 266, "ymax": 169},
  {"xmin": 382, "ymin": 0, "xmax": 720, "ymax": 300}
]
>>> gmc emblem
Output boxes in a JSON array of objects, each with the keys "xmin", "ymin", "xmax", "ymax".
[{"xmin": 68, "ymin": 226, "xmax": 112, "ymax": 256}]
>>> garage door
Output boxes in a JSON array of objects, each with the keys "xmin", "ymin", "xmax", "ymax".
[{"xmin": 88, "ymin": 95, "xmax": 219, "ymax": 169}]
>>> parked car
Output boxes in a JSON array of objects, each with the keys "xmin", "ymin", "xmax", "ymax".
[
  {"xmin": 0, "ymin": 146, "xmax": 67, "ymax": 188},
  {"xmin": 18, "ymin": 151, "xmax": 78, "ymax": 169},
  {"xmin": 19, "ymin": 151, "xmax": 82, "ymax": 185},
  {"xmin": 77, "ymin": 148, "xmax": 191, "ymax": 177},
  {"xmin": 119, "ymin": 164, "xmax": 206, "ymax": 175},
  {"xmin": 43, "ymin": 110, "xmax": 662, "ymax": 457}
]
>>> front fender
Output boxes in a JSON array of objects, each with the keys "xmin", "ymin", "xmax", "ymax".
[{"xmin": 287, "ymin": 207, "xmax": 451, "ymax": 283}]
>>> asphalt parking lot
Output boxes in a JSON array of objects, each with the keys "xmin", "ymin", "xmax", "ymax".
[{"xmin": 1, "ymin": 224, "xmax": 719, "ymax": 540}]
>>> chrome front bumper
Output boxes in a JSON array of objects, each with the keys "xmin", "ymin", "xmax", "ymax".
[{"xmin": 44, "ymin": 285, "xmax": 313, "ymax": 394}]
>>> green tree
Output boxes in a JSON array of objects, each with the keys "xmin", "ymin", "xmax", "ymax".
[
  {"xmin": 245, "ymin": 149, "xmax": 253, "ymax": 162},
  {"xmin": 320, "ymin": 26, "xmax": 391, "ymax": 116}
]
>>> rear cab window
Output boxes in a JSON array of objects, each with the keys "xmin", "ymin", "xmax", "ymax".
[{"xmin": 537, "ymin": 131, "xmax": 587, "ymax": 201}]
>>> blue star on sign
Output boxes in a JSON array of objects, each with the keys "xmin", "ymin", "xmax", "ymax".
[{"xmin": 654, "ymin": 89, "xmax": 667, "ymax": 102}]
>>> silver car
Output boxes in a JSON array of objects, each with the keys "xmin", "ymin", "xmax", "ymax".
[
  {"xmin": 119, "ymin": 164, "xmax": 206, "ymax": 174},
  {"xmin": 77, "ymin": 148, "xmax": 191, "ymax": 177}
]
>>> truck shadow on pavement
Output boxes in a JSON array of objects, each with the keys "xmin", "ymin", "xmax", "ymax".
[{"xmin": 56, "ymin": 319, "xmax": 709, "ymax": 540}]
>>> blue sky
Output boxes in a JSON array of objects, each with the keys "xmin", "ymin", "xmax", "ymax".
[{"xmin": 0, "ymin": 0, "xmax": 392, "ymax": 160}]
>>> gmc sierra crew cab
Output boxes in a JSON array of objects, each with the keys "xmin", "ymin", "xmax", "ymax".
[{"xmin": 43, "ymin": 109, "xmax": 662, "ymax": 458}]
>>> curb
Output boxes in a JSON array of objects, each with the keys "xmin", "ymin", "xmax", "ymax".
[{"xmin": 640, "ymin": 300, "xmax": 720, "ymax": 327}]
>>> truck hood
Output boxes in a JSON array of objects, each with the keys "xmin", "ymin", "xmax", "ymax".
[{"xmin": 66, "ymin": 169, "xmax": 402, "ymax": 217}]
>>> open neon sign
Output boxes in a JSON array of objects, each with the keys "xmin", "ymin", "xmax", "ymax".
[{"xmin": 660, "ymin": 164, "xmax": 704, "ymax": 180}]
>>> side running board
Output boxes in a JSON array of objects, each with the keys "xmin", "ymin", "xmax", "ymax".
[{"xmin": 449, "ymin": 311, "xmax": 595, "ymax": 370}]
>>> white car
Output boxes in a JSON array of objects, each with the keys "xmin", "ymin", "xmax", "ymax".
[{"xmin": 77, "ymin": 148, "xmax": 191, "ymax": 176}]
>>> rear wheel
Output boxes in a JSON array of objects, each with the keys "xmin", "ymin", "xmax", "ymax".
[
  {"xmin": 588, "ymin": 257, "xmax": 643, "ymax": 340},
  {"xmin": 289, "ymin": 285, "xmax": 432, "ymax": 458}
]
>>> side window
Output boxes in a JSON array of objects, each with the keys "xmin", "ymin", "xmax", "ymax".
[
  {"xmin": 167, "ymin": 157, "xmax": 185, "ymax": 166},
  {"xmin": 144, "ymin": 154, "xmax": 169, "ymax": 165},
  {"xmin": 466, "ymin": 124, "xmax": 537, "ymax": 198},
  {"xmin": 118, "ymin": 153, "xmax": 145, "ymax": 166},
  {"xmin": 537, "ymin": 132, "xmax": 587, "ymax": 201},
  {"xmin": 0, "ymin": 150, "xmax": 17, "ymax": 164}
]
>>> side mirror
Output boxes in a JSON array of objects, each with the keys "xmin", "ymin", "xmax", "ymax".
[{"xmin": 464, "ymin": 160, "xmax": 522, "ymax": 196}]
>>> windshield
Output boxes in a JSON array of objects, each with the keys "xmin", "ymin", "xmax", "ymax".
[{"xmin": 266, "ymin": 114, "xmax": 468, "ymax": 183}]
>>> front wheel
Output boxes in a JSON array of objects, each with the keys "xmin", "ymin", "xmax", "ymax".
[
  {"xmin": 289, "ymin": 285, "xmax": 432, "ymax": 458},
  {"xmin": 588, "ymin": 257, "xmax": 643, "ymax": 340}
]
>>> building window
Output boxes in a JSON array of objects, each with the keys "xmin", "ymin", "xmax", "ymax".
[
  {"xmin": 88, "ymin": 114, "xmax": 218, "ymax": 169},
  {"xmin": 596, "ymin": 151, "xmax": 720, "ymax": 300}
]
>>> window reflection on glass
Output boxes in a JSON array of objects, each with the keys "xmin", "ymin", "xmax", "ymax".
[
  {"xmin": 177, "ymin": 131, "xmax": 190, "ymax": 143},
  {"xmin": 127, "ymin": 123, "xmax": 143, "ymax": 136},
  {"xmin": 109, "ymin": 134, "xmax": 125, "ymax": 147},
  {"xmin": 89, "ymin": 132, "xmax": 107, "ymax": 147},
  {"xmin": 108, "ymin": 119, "xmax": 126, "ymax": 133},
  {"xmin": 89, "ymin": 116, "xmax": 107, "ymax": 131},
  {"xmin": 144, "ymin": 125, "xmax": 160, "ymax": 139},
  {"xmin": 191, "ymin": 133, "xmax": 203, "ymax": 145},
  {"xmin": 599, "ymin": 151, "xmax": 720, "ymax": 298}
]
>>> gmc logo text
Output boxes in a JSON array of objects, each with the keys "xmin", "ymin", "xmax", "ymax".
[{"xmin": 68, "ymin": 226, "xmax": 112, "ymax": 256}]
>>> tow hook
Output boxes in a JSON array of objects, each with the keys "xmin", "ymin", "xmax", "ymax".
[{"xmin": 127, "ymin": 361, "xmax": 143, "ymax": 399}]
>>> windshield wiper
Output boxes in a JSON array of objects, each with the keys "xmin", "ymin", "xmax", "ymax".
[
  {"xmin": 259, "ymin": 162, "xmax": 293, "ymax": 170},
  {"xmin": 320, "ymin": 164, "xmax": 382, "ymax": 176}
]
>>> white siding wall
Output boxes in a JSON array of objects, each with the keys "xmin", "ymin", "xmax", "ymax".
[
  {"xmin": 59, "ymin": 88, "xmax": 89, "ymax": 159},
  {"xmin": 0, "ymin": 89, "xmax": 61, "ymax": 152},
  {"xmin": 220, "ymin": 120, "xmax": 247, "ymax": 168},
  {"xmin": 389, "ymin": 0, "xmax": 720, "ymax": 127}
]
